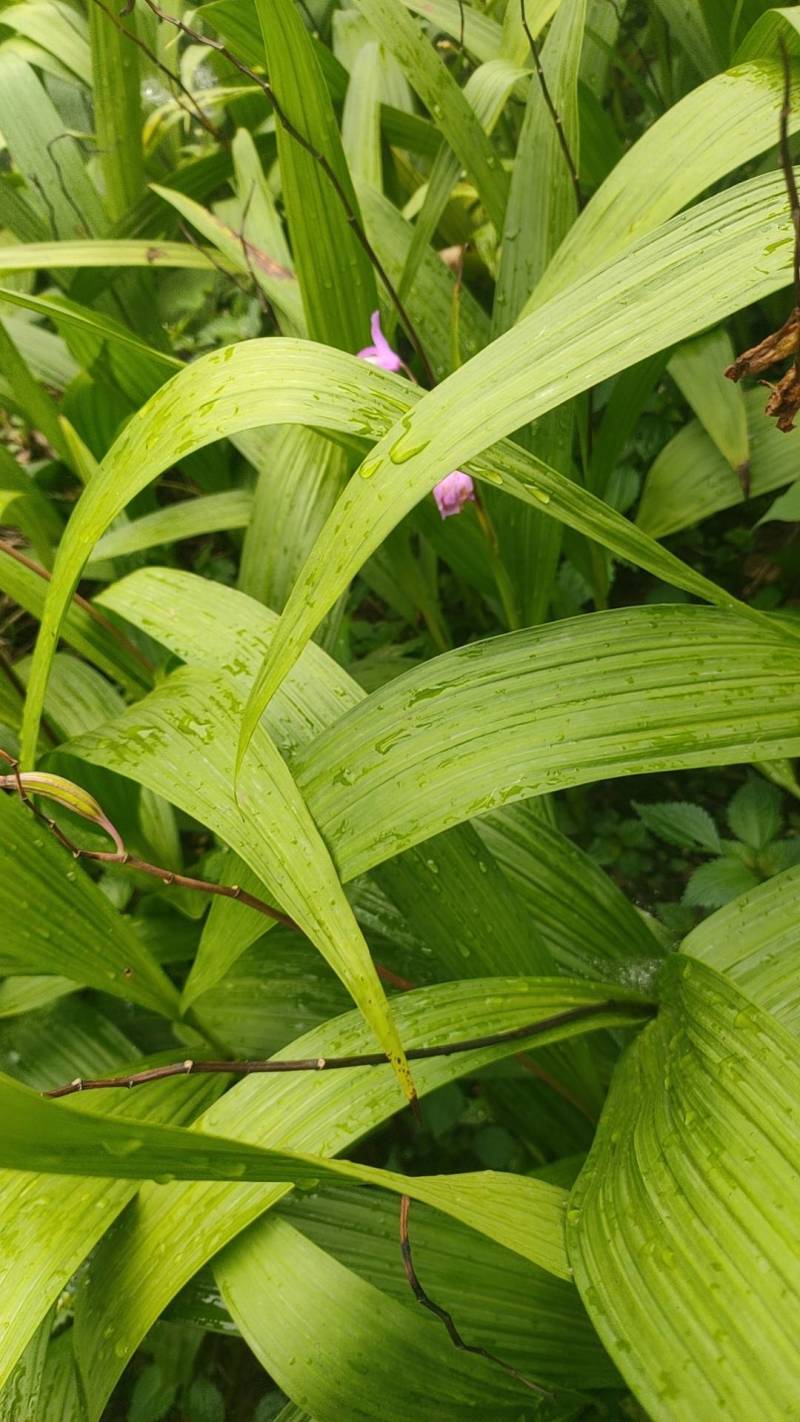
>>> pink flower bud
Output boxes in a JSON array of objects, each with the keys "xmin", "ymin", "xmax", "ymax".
[{"xmin": 433, "ymin": 470, "xmax": 475, "ymax": 519}]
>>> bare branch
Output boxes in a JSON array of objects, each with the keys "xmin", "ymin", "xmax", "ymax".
[{"xmin": 42, "ymin": 1000, "xmax": 653, "ymax": 1097}]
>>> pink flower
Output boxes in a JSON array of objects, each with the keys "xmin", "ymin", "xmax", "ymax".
[
  {"xmin": 357, "ymin": 310, "xmax": 405, "ymax": 373},
  {"xmin": 358, "ymin": 315, "xmax": 476, "ymax": 520},
  {"xmin": 433, "ymin": 470, "xmax": 475, "ymax": 519}
]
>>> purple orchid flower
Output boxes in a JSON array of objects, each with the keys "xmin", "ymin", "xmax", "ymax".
[
  {"xmin": 358, "ymin": 312, "xmax": 476, "ymax": 521},
  {"xmin": 433, "ymin": 470, "xmax": 476, "ymax": 518},
  {"xmin": 357, "ymin": 310, "xmax": 406, "ymax": 373}
]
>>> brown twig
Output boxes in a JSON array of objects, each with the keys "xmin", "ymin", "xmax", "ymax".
[
  {"xmin": 0, "ymin": 755, "xmax": 416, "ymax": 991},
  {"xmin": 129, "ymin": 0, "xmax": 436, "ymax": 384},
  {"xmin": 399, "ymin": 1194, "xmax": 553, "ymax": 1395},
  {"xmin": 42, "ymin": 1000, "xmax": 652, "ymax": 1097},
  {"xmin": 0, "ymin": 538, "xmax": 154, "ymax": 677},
  {"xmin": 519, "ymin": 0, "xmax": 582, "ymax": 211}
]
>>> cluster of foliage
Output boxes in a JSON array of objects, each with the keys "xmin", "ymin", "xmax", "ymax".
[{"xmin": 2, "ymin": 0, "xmax": 800, "ymax": 1416}]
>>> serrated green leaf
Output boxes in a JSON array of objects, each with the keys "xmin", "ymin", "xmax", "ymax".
[
  {"xmin": 634, "ymin": 800, "xmax": 721, "ymax": 853},
  {"xmin": 727, "ymin": 775, "xmax": 783, "ymax": 849},
  {"xmin": 683, "ymin": 856, "xmax": 761, "ymax": 909}
]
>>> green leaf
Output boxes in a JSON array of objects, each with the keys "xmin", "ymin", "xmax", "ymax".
[
  {"xmin": 531, "ymin": 58, "xmax": 798, "ymax": 308},
  {"xmin": 0, "ymin": 975, "xmax": 76, "ymax": 1019},
  {"xmin": 277, "ymin": 1182, "xmax": 614, "ymax": 1387},
  {"xmin": 67, "ymin": 661, "xmax": 413, "ymax": 1100},
  {"xmin": 638, "ymin": 387, "xmax": 800, "ymax": 538},
  {"xmin": 682, "ymin": 862, "xmax": 800, "ymax": 1030},
  {"xmin": 150, "ymin": 184, "xmax": 304, "ymax": 335},
  {"xmin": 287, "ymin": 605, "xmax": 800, "ymax": 880},
  {"xmin": 239, "ymin": 168, "xmax": 800, "ymax": 730},
  {"xmin": 0, "ymin": 241, "xmax": 238, "ymax": 274},
  {"xmin": 667, "ymin": 326, "xmax": 749, "ymax": 474},
  {"xmin": 568, "ymin": 956, "xmax": 800, "ymax": 1420},
  {"xmin": 216, "ymin": 1216, "xmax": 551, "ymax": 1419},
  {"xmin": 758, "ymin": 478, "xmax": 800, "ymax": 525},
  {"xmin": 0, "ymin": 319, "xmax": 70, "ymax": 464},
  {"xmin": 634, "ymin": 800, "xmax": 722, "ymax": 853},
  {"xmin": 238, "ymin": 426, "xmax": 348, "ymax": 616},
  {"xmin": 350, "ymin": 0, "xmax": 509, "ymax": 231},
  {"xmin": 727, "ymin": 774, "xmax": 783, "ymax": 849},
  {"xmin": 88, "ymin": 0, "xmax": 144, "ymax": 223},
  {"xmin": 0, "ymin": 543, "xmax": 151, "ymax": 698},
  {"xmin": 683, "ymin": 856, "xmax": 761, "ymax": 909},
  {"xmin": 71, "ymin": 976, "xmax": 645, "ymax": 1417},
  {"xmin": 87, "ymin": 491, "xmax": 253, "ymax": 567},
  {"xmin": 489, "ymin": 0, "xmax": 585, "ymax": 625},
  {"xmin": 0, "ymin": 790, "xmax": 179, "ymax": 1016},
  {"xmin": 0, "ymin": 55, "xmax": 106, "ymax": 238},
  {"xmin": 21, "ymin": 337, "xmax": 755, "ymax": 773},
  {"xmin": 476, "ymin": 801, "xmax": 663, "ymax": 975},
  {"xmin": 0, "ymin": 1015, "xmax": 221, "ymax": 1389},
  {"xmin": 254, "ymin": 0, "xmax": 376, "ymax": 349}
]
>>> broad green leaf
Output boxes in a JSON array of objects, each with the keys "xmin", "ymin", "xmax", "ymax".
[
  {"xmin": 667, "ymin": 326, "xmax": 748, "ymax": 475},
  {"xmin": 61, "ymin": 660, "xmax": 412, "ymax": 1099},
  {"xmin": 69, "ymin": 606, "xmax": 800, "ymax": 884},
  {"xmin": 735, "ymin": 6, "xmax": 800, "ymax": 62},
  {"xmin": 151, "ymin": 184, "xmax": 304, "ymax": 335},
  {"xmin": 757, "ymin": 478, "xmax": 800, "ymax": 525},
  {"xmin": 288, "ymin": 605, "xmax": 800, "ymax": 879},
  {"xmin": 637, "ymin": 387, "xmax": 800, "ymax": 538},
  {"xmin": 71, "ymin": 976, "xmax": 646, "ymax": 1417},
  {"xmin": 0, "ymin": 285, "xmax": 180, "ymax": 380},
  {"xmin": 342, "ymin": 42, "xmax": 383, "ymax": 189},
  {"xmin": 475, "ymin": 801, "xmax": 663, "ymax": 975},
  {"xmin": 529, "ymin": 59, "xmax": 798, "ymax": 309},
  {"xmin": 216, "ymin": 1216, "xmax": 550, "ymax": 1419},
  {"xmin": 188, "ymin": 921, "xmax": 349, "ymax": 1042},
  {"xmin": 254, "ymin": 0, "xmax": 375, "ymax": 349},
  {"xmin": 399, "ymin": 0, "xmax": 503, "ymax": 63},
  {"xmin": 278, "ymin": 1183, "xmax": 613, "ymax": 1386},
  {"xmin": 0, "ymin": 975, "xmax": 76, "ymax": 1019},
  {"xmin": 88, "ymin": 0, "xmax": 143, "ymax": 223},
  {"xmin": 0, "ymin": 1, "xmax": 90, "ymax": 82},
  {"xmin": 0, "ymin": 241, "xmax": 237, "ymax": 274},
  {"xmin": 238, "ymin": 426, "xmax": 348, "ymax": 616},
  {"xmin": 682, "ymin": 863, "xmax": 800, "ymax": 1030},
  {"xmin": 0, "ymin": 544, "xmax": 151, "ymax": 697},
  {"xmin": 568, "ymin": 956, "xmax": 800, "ymax": 1420},
  {"xmin": 87, "ymin": 491, "xmax": 253, "ymax": 567},
  {"xmin": 0, "ymin": 999, "xmax": 222, "ymax": 1390},
  {"xmin": 490, "ymin": 0, "xmax": 585, "ymax": 625},
  {"xmin": 21, "ymin": 338, "xmax": 754, "ymax": 769},
  {"xmin": 0, "ymin": 55, "xmax": 106, "ymax": 238},
  {"xmin": 95, "ymin": 570, "xmax": 561, "ymax": 997},
  {"xmin": 239, "ymin": 168, "xmax": 800, "ymax": 730},
  {"xmin": 652, "ymin": 0, "xmax": 720, "ymax": 75},
  {"xmin": 0, "ymin": 319, "xmax": 69, "ymax": 463},
  {"xmin": 0, "ymin": 790, "xmax": 179, "ymax": 1016},
  {"xmin": 351, "ymin": 0, "xmax": 509, "ymax": 231}
]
